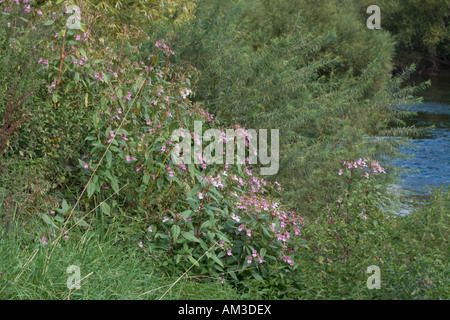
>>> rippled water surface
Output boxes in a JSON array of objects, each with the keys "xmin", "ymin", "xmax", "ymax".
[{"xmin": 394, "ymin": 76, "xmax": 450, "ymax": 197}]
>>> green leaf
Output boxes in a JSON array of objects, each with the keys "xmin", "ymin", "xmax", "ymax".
[
  {"xmin": 260, "ymin": 248, "xmax": 267, "ymax": 258},
  {"xmin": 182, "ymin": 231, "xmax": 200, "ymax": 243},
  {"xmin": 187, "ymin": 198, "xmax": 198, "ymax": 210},
  {"xmin": 187, "ymin": 254, "xmax": 199, "ymax": 267},
  {"xmin": 181, "ymin": 210, "xmax": 192, "ymax": 218},
  {"xmin": 44, "ymin": 20, "xmax": 54, "ymax": 26},
  {"xmin": 76, "ymin": 218, "xmax": 90, "ymax": 228},
  {"xmin": 208, "ymin": 252, "xmax": 224, "ymax": 267},
  {"xmin": 54, "ymin": 215, "xmax": 65, "ymax": 223},
  {"xmin": 62, "ymin": 199, "xmax": 69, "ymax": 213},
  {"xmin": 198, "ymin": 238, "xmax": 209, "ymax": 250},
  {"xmin": 171, "ymin": 225, "xmax": 181, "ymax": 241},
  {"xmin": 41, "ymin": 213, "xmax": 57, "ymax": 228},
  {"xmin": 101, "ymin": 202, "xmax": 111, "ymax": 215},
  {"xmin": 251, "ymin": 271, "xmax": 263, "ymax": 281},
  {"xmin": 79, "ymin": 47, "xmax": 87, "ymax": 58},
  {"xmin": 87, "ymin": 181, "xmax": 95, "ymax": 198}
]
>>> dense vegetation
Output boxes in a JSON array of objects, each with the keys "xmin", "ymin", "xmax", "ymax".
[{"xmin": 0, "ymin": 0, "xmax": 448, "ymax": 299}]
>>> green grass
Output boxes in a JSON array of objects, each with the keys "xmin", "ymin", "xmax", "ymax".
[
  {"xmin": 0, "ymin": 230, "xmax": 249, "ymax": 300},
  {"xmin": 0, "ymin": 206, "xmax": 250, "ymax": 300},
  {"xmin": 1, "ymin": 178, "xmax": 448, "ymax": 300}
]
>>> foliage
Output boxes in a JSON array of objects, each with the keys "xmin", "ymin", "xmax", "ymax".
[
  {"xmin": 155, "ymin": 0, "xmax": 427, "ymax": 213},
  {"xmin": 0, "ymin": 0, "xmax": 448, "ymax": 300},
  {"xmin": 359, "ymin": 0, "xmax": 450, "ymax": 72}
]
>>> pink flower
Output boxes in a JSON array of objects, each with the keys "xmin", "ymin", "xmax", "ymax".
[
  {"xmin": 227, "ymin": 249, "xmax": 232, "ymax": 256},
  {"xmin": 246, "ymin": 229, "xmax": 251, "ymax": 237},
  {"xmin": 42, "ymin": 237, "xmax": 48, "ymax": 245},
  {"xmin": 247, "ymin": 256, "xmax": 252, "ymax": 264}
]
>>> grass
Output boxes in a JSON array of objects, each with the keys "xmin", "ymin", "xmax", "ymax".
[
  {"xmin": 1, "ymin": 172, "xmax": 448, "ymax": 300},
  {"xmin": 0, "ymin": 189, "xmax": 250, "ymax": 300},
  {"xmin": 0, "ymin": 228, "xmax": 249, "ymax": 300}
]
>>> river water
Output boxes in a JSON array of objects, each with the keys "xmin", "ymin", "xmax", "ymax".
[{"xmin": 392, "ymin": 76, "xmax": 450, "ymax": 213}]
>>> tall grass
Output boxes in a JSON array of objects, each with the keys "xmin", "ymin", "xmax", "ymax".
[{"xmin": 0, "ymin": 196, "xmax": 248, "ymax": 300}]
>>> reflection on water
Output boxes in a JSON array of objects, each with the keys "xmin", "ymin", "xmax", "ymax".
[{"xmin": 392, "ymin": 76, "xmax": 450, "ymax": 213}]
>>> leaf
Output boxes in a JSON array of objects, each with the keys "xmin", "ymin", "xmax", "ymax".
[
  {"xmin": 101, "ymin": 202, "xmax": 110, "ymax": 215},
  {"xmin": 198, "ymin": 238, "xmax": 209, "ymax": 250},
  {"xmin": 171, "ymin": 225, "xmax": 181, "ymax": 241},
  {"xmin": 44, "ymin": 20, "xmax": 54, "ymax": 26},
  {"xmin": 41, "ymin": 213, "xmax": 57, "ymax": 228},
  {"xmin": 187, "ymin": 254, "xmax": 199, "ymax": 267},
  {"xmin": 208, "ymin": 252, "xmax": 224, "ymax": 267},
  {"xmin": 87, "ymin": 181, "xmax": 95, "ymax": 198},
  {"xmin": 106, "ymin": 150, "xmax": 112, "ymax": 166},
  {"xmin": 181, "ymin": 210, "xmax": 192, "ymax": 218},
  {"xmin": 79, "ymin": 48, "xmax": 87, "ymax": 59},
  {"xmin": 143, "ymin": 173, "xmax": 150, "ymax": 185},
  {"xmin": 54, "ymin": 215, "xmax": 65, "ymax": 223},
  {"xmin": 182, "ymin": 231, "xmax": 200, "ymax": 243},
  {"xmin": 187, "ymin": 198, "xmax": 198, "ymax": 210},
  {"xmin": 62, "ymin": 199, "xmax": 69, "ymax": 213},
  {"xmin": 76, "ymin": 218, "xmax": 90, "ymax": 228},
  {"xmin": 260, "ymin": 248, "xmax": 267, "ymax": 258},
  {"xmin": 228, "ymin": 267, "xmax": 239, "ymax": 281},
  {"xmin": 251, "ymin": 271, "xmax": 263, "ymax": 281}
]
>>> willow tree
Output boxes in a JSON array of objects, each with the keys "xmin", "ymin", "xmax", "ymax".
[{"xmin": 151, "ymin": 0, "xmax": 427, "ymax": 213}]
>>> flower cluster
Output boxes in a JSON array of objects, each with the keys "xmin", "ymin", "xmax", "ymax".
[{"xmin": 340, "ymin": 157, "xmax": 386, "ymax": 179}]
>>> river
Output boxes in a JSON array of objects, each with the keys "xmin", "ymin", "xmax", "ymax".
[{"xmin": 392, "ymin": 76, "xmax": 450, "ymax": 213}]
